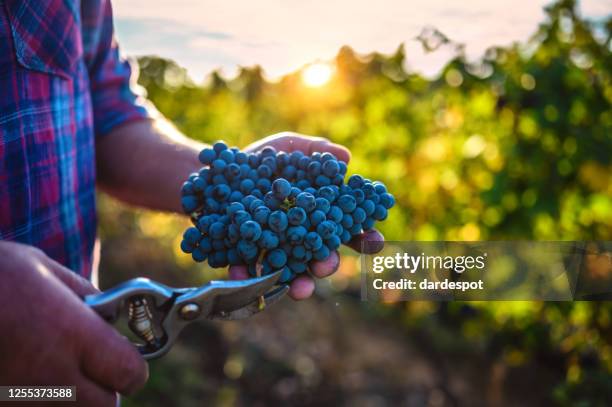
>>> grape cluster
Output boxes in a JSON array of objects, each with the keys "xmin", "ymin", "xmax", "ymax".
[{"xmin": 180, "ymin": 141, "xmax": 394, "ymax": 283}]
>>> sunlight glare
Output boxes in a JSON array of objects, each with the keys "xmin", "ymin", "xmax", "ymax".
[{"xmin": 301, "ymin": 63, "xmax": 333, "ymax": 87}]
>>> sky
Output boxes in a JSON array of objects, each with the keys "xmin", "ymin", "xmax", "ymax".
[{"xmin": 112, "ymin": 0, "xmax": 611, "ymax": 82}]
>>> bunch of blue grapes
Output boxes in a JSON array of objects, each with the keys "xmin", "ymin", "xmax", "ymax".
[{"xmin": 180, "ymin": 141, "xmax": 394, "ymax": 283}]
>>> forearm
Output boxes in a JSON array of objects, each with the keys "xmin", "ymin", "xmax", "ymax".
[{"xmin": 96, "ymin": 119, "xmax": 206, "ymax": 213}]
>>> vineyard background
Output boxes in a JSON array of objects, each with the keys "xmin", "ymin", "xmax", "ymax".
[{"xmin": 98, "ymin": 1, "xmax": 611, "ymax": 405}]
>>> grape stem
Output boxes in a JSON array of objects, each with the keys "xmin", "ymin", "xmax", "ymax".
[{"xmin": 256, "ymin": 251, "xmax": 267, "ymax": 310}]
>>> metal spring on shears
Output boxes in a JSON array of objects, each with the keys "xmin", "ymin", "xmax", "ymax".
[{"xmin": 128, "ymin": 296, "xmax": 156, "ymax": 346}]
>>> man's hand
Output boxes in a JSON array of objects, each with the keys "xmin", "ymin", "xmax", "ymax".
[
  {"xmin": 97, "ymin": 121, "xmax": 383, "ymax": 300},
  {"xmin": 229, "ymin": 132, "xmax": 384, "ymax": 300},
  {"xmin": 0, "ymin": 242, "xmax": 148, "ymax": 406}
]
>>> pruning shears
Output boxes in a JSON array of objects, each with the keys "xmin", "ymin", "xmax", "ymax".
[{"xmin": 85, "ymin": 272, "xmax": 288, "ymax": 360}]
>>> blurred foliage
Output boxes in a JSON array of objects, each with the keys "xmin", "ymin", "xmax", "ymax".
[{"xmin": 99, "ymin": 1, "xmax": 611, "ymax": 405}]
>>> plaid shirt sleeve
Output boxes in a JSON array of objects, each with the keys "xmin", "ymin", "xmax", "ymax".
[{"xmin": 81, "ymin": 0, "xmax": 155, "ymax": 137}]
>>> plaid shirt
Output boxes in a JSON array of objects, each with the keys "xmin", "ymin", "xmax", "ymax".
[{"xmin": 0, "ymin": 0, "xmax": 150, "ymax": 277}]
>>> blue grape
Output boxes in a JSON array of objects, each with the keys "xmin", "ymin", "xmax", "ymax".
[
  {"xmin": 183, "ymin": 227, "xmax": 201, "ymax": 244},
  {"xmin": 211, "ymin": 159, "xmax": 226, "ymax": 174},
  {"xmin": 240, "ymin": 221, "xmax": 262, "ymax": 241},
  {"xmin": 373, "ymin": 205, "xmax": 388, "ymax": 221},
  {"xmin": 349, "ymin": 223, "xmax": 362, "ymax": 235},
  {"xmin": 328, "ymin": 206, "xmax": 343, "ymax": 223},
  {"xmin": 288, "ymin": 259, "xmax": 307, "ymax": 274},
  {"xmin": 315, "ymin": 175, "xmax": 331, "ymax": 186},
  {"xmin": 192, "ymin": 248, "xmax": 207, "ymax": 262},
  {"xmin": 247, "ymin": 153, "xmax": 260, "ymax": 167},
  {"xmin": 267, "ymin": 249, "xmax": 287, "ymax": 268},
  {"xmin": 227, "ymin": 224, "xmax": 240, "ymax": 244},
  {"xmin": 237, "ymin": 240, "xmax": 258, "ymax": 260},
  {"xmin": 326, "ymin": 235, "xmax": 341, "ymax": 251},
  {"xmin": 296, "ymin": 192, "xmax": 316, "ymax": 212},
  {"xmin": 235, "ymin": 151, "xmax": 248, "ymax": 164},
  {"xmin": 212, "ymin": 184, "xmax": 231, "ymax": 201},
  {"xmin": 232, "ymin": 210, "xmax": 251, "ymax": 225},
  {"xmin": 313, "ymin": 245, "xmax": 330, "ymax": 261},
  {"xmin": 320, "ymin": 152, "xmax": 335, "ymax": 162},
  {"xmin": 305, "ymin": 232, "xmax": 323, "ymax": 250},
  {"xmin": 264, "ymin": 192, "xmax": 281, "ymax": 210},
  {"xmin": 352, "ymin": 207, "xmax": 367, "ymax": 224},
  {"xmin": 181, "ymin": 181, "xmax": 195, "ymax": 195},
  {"xmin": 322, "ymin": 160, "xmax": 339, "ymax": 177},
  {"xmin": 199, "ymin": 236, "xmax": 212, "ymax": 252},
  {"xmin": 213, "ymin": 141, "xmax": 228, "ymax": 153},
  {"xmin": 374, "ymin": 182, "xmax": 387, "ymax": 194},
  {"xmin": 180, "ymin": 240, "xmax": 195, "ymax": 253},
  {"xmin": 269, "ymin": 210, "xmax": 288, "ymax": 233},
  {"xmin": 242, "ymin": 195, "xmax": 256, "ymax": 208},
  {"xmin": 253, "ymin": 206, "xmax": 271, "ymax": 226},
  {"xmin": 318, "ymin": 186, "xmax": 336, "ymax": 202},
  {"xmin": 362, "ymin": 217, "xmax": 375, "ymax": 230},
  {"xmin": 219, "ymin": 149, "xmax": 234, "ymax": 163},
  {"xmin": 316, "ymin": 221, "xmax": 336, "ymax": 240},
  {"xmin": 276, "ymin": 151, "xmax": 290, "ymax": 167},
  {"xmin": 199, "ymin": 148, "xmax": 217, "ymax": 165},
  {"xmin": 281, "ymin": 165, "xmax": 297, "ymax": 179},
  {"xmin": 288, "ymin": 207, "xmax": 307, "ymax": 225},
  {"xmin": 181, "ymin": 196, "xmax": 199, "ymax": 213},
  {"xmin": 338, "ymin": 194, "xmax": 357, "ymax": 213},
  {"xmin": 341, "ymin": 214, "xmax": 353, "ymax": 229},
  {"xmin": 260, "ymin": 146, "xmax": 277, "ymax": 158},
  {"xmin": 289, "ymin": 187, "xmax": 301, "ymax": 199},
  {"xmin": 248, "ymin": 199, "xmax": 265, "ymax": 213},
  {"xmin": 340, "ymin": 230, "xmax": 352, "ymax": 244},
  {"xmin": 279, "ymin": 267, "xmax": 293, "ymax": 282},
  {"xmin": 227, "ymin": 248, "xmax": 242, "ymax": 265},
  {"xmin": 240, "ymin": 179, "xmax": 255, "ymax": 194},
  {"xmin": 262, "ymin": 156, "xmax": 277, "ymax": 172},
  {"xmin": 315, "ymin": 197, "xmax": 330, "ymax": 213},
  {"xmin": 209, "ymin": 222, "xmax": 226, "ymax": 239},
  {"xmin": 309, "ymin": 210, "xmax": 326, "ymax": 226},
  {"xmin": 290, "ymin": 151, "xmax": 304, "ymax": 166},
  {"xmin": 352, "ymin": 189, "xmax": 365, "ymax": 204},
  {"xmin": 380, "ymin": 192, "xmax": 395, "ymax": 209},
  {"xmin": 360, "ymin": 199, "xmax": 375, "ymax": 216},
  {"xmin": 287, "ymin": 226, "xmax": 307, "ymax": 244},
  {"xmin": 193, "ymin": 177, "xmax": 206, "ymax": 192},
  {"xmin": 256, "ymin": 178, "xmax": 271, "ymax": 192},
  {"xmin": 229, "ymin": 190, "xmax": 243, "ymax": 202},
  {"xmin": 348, "ymin": 174, "xmax": 364, "ymax": 189},
  {"xmin": 225, "ymin": 163, "xmax": 240, "ymax": 179},
  {"xmin": 257, "ymin": 165, "xmax": 272, "ymax": 179},
  {"xmin": 298, "ymin": 156, "xmax": 310, "ymax": 170},
  {"xmin": 307, "ymin": 161, "xmax": 321, "ymax": 177},
  {"xmin": 272, "ymin": 178, "xmax": 292, "ymax": 200},
  {"xmin": 258, "ymin": 230, "xmax": 279, "ymax": 249}
]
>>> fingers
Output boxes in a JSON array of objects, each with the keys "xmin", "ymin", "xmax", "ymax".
[
  {"xmin": 231, "ymin": 265, "xmax": 315, "ymax": 300},
  {"xmin": 310, "ymin": 250, "xmax": 340, "ymax": 278},
  {"xmin": 305, "ymin": 137, "xmax": 351, "ymax": 163},
  {"xmin": 228, "ymin": 265, "xmax": 249, "ymax": 280},
  {"xmin": 79, "ymin": 317, "xmax": 148, "ymax": 396},
  {"xmin": 73, "ymin": 377, "xmax": 117, "ymax": 407},
  {"xmin": 246, "ymin": 132, "xmax": 351, "ymax": 163},
  {"xmin": 346, "ymin": 229, "xmax": 385, "ymax": 253},
  {"xmin": 288, "ymin": 274, "xmax": 315, "ymax": 300},
  {"xmin": 41, "ymin": 255, "xmax": 100, "ymax": 297}
]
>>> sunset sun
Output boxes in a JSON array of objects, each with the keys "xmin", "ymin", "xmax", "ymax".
[{"xmin": 301, "ymin": 63, "xmax": 333, "ymax": 87}]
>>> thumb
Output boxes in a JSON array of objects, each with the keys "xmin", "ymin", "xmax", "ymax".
[{"xmin": 42, "ymin": 256, "xmax": 100, "ymax": 297}]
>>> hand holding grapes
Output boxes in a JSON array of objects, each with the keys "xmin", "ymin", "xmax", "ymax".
[{"xmin": 229, "ymin": 132, "xmax": 384, "ymax": 300}]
